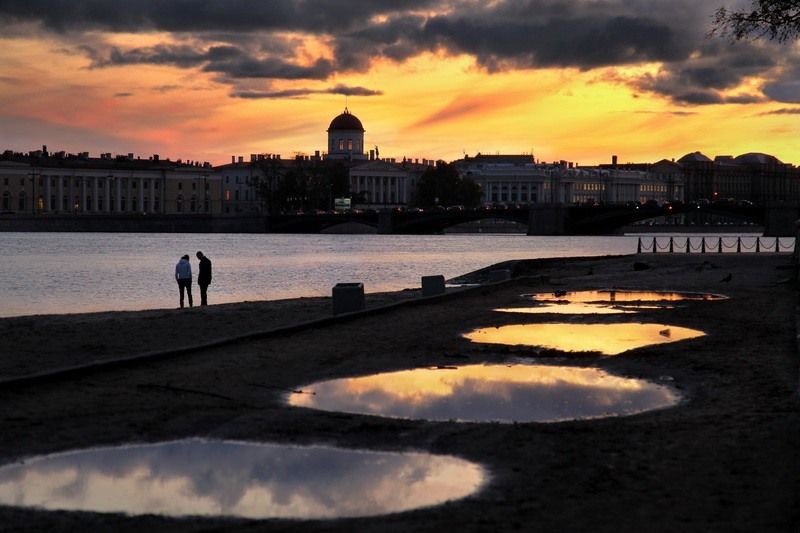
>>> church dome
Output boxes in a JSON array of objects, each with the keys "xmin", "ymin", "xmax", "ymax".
[{"xmin": 328, "ymin": 108, "xmax": 364, "ymax": 132}]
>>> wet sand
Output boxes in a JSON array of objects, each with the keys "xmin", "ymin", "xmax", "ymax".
[{"xmin": 0, "ymin": 253, "xmax": 798, "ymax": 531}]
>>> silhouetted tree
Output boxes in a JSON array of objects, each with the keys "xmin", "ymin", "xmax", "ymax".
[
  {"xmin": 712, "ymin": 1, "xmax": 800, "ymax": 41},
  {"xmin": 414, "ymin": 162, "xmax": 481, "ymax": 208}
]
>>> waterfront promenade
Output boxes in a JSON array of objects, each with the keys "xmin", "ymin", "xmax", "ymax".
[{"xmin": 0, "ymin": 253, "xmax": 797, "ymax": 531}]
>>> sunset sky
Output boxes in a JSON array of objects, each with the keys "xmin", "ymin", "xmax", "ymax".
[{"xmin": 1, "ymin": 1, "xmax": 799, "ymax": 166}]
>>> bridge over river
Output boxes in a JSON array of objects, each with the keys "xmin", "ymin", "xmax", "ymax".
[{"xmin": 266, "ymin": 203, "xmax": 799, "ymax": 236}]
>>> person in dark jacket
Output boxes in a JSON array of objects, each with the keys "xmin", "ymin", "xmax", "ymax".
[
  {"xmin": 175, "ymin": 254, "xmax": 193, "ymax": 308},
  {"xmin": 196, "ymin": 251, "xmax": 212, "ymax": 306}
]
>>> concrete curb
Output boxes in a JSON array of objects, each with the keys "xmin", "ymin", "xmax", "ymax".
[{"xmin": 0, "ymin": 276, "xmax": 527, "ymax": 391}]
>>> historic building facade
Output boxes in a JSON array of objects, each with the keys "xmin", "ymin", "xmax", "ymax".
[
  {"xmin": 0, "ymin": 149, "xmax": 223, "ymax": 215},
  {"xmin": 678, "ymin": 151, "xmax": 800, "ymax": 204},
  {"xmin": 454, "ymin": 154, "xmax": 684, "ymax": 206}
]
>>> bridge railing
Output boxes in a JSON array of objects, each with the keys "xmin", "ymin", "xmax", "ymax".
[{"xmin": 636, "ymin": 236, "xmax": 795, "ymax": 254}]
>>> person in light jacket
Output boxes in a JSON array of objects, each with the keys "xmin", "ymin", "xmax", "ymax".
[
  {"xmin": 175, "ymin": 254, "xmax": 193, "ymax": 308},
  {"xmin": 196, "ymin": 251, "xmax": 212, "ymax": 306}
]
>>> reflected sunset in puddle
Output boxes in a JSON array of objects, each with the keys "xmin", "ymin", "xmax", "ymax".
[
  {"xmin": 288, "ymin": 363, "xmax": 680, "ymax": 423},
  {"xmin": 495, "ymin": 303, "xmax": 639, "ymax": 314},
  {"xmin": 0, "ymin": 439, "xmax": 485, "ymax": 519},
  {"xmin": 525, "ymin": 290, "xmax": 727, "ymax": 303},
  {"xmin": 464, "ymin": 323, "xmax": 705, "ymax": 354},
  {"xmin": 498, "ymin": 290, "xmax": 725, "ymax": 315}
]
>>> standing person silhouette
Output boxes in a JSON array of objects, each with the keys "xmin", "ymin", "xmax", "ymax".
[
  {"xmin": 196, "ymin": 251, "xmax": 212, "ymax": 306},
  {"xmin": 175, "ymin": 254, "xmax": 193, "ymax": 308}
]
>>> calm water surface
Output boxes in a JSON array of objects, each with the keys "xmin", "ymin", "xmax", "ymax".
[
  {"xmin": 288, "ymin": 363, "xmax": 681, "ymax": 423},
  {"xmin": 0, "ymin": 439, "xmax": 485, "ymax": 519},
  {"xmin": 1, "ymin": 233, "xmax": 642, "ymax": 317}
]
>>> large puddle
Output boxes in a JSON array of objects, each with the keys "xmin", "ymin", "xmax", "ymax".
[
  {"xmin": 464, "ymin": 323, "xmax": 705, "ymax": 354},
  {"xmin": 288, "ymin": 363, "xmax": 680, "ymax": 423},
  {"xmin": 0, "ymin": 439, "xmax": 485, "ymax": 519}
]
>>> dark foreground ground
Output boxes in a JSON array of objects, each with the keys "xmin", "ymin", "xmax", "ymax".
[{"xmin": 0, "ymin": 253, "xmax": 798, "ymax": 532}]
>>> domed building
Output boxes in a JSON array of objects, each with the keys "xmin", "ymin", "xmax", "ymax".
[{"xmin": 326, "ymin": 108, "xmax": 367, "ymax": 161}]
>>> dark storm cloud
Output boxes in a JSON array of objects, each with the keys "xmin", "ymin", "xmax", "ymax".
[
  {"xmin": 632, "ymin": 42, "xmax": 778, "ymax": 105},
  {"xmin": 233, "ymin": 84, "xmax": 382, "ymax": 99},
  {"xmin": 89, "ymin": 42, "xmax": 333, "ymax": 80},
  {"xmin": 3, "ymin": 0, "xmax": 799, "ymax": 105},
  {"xmin": 0, "ymin": 0, "xmax": 439, "ymax": 33}
]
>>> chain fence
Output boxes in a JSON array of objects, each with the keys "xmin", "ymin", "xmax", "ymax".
[{"xmin": 636, "ymin": 236, "xmax": 795, "ymax": 254}]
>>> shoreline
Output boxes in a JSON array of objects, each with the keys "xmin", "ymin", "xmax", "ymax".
[{"xmin": 1, "ymin": 253, "xmax": 798, "ymax": 531}]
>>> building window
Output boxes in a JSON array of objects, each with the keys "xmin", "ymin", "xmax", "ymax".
[
  {"xmin": 338, "ymin": 140, "xmax": 345, "ymax": 151},
  {"xmin": 18, "ymin": 192, "xmax": 25, "ymax": 211},
  {"xmin": 178, "ymin": 182, "xmax": 183, "ymax": 190},
  {"xmin": 1, "ymin": 191, "xmax": 10, "ymax": 209},
  {"xmin": 225, "ymin": 190, "xmax": 231, "ymax": 201},
  {"xmin": 347, "ymin": 139, "xmax": 353, "ymax": 151},
  {"xmin": 176, "ymin": 194, "xmax": 183, "ymax": 212},
  {"xmin": 192, "ymin": 182, "xmax": 197, "ymax": 190},
  {"xmin": 190, "ymin": 195, "xmax": 197, "ymax": 212}
]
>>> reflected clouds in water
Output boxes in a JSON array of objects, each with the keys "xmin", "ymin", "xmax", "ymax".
[
  {"xmin": 502, "ymin": 290, "xmax": 726, "ymax": 314},
  {"xmin": 288, "ymin": 364, "xmax": 680, "ymax": 423},
  {"xmin": 464, "ymin": 323, "xmax": 705, "ymax": 355},
  {"xmin": 0, "ymin": 439, "xmax": 485, "ymax": 519},
  {"xmin": 525, "ymin": 290, "xmax": 727, "ymax": 303}
]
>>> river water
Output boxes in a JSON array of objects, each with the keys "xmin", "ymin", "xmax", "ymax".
[{"xmin": 0, "ymin": 232, "xmax": 769, "ymax": 318}]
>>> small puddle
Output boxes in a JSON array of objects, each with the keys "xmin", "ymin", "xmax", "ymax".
[
  {"xmin": 500, "ymin": 290, "xmax": 725, "ymax": 315},
  {"xmin": 288, "ymin": 363, "xmax": 680, "ymax": 423},
  {"xmin": 525, "ymin": 290, "xmax": 727, "ymax": 303},
  {"xmin": 464, "ymin": 323, "xmax": 705, "ymax": 354},
  {"xmin": 495, "ymin": 302, "xmax": 639, "ymax": 314},
  {"xmin": 0, "ymin": 439, "xmax": 485, "ymax": 519}
]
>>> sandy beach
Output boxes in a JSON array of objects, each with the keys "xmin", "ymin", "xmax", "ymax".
[{"xmin": 0, "ymin": 253, "xmax": 798, "ymax": 531}]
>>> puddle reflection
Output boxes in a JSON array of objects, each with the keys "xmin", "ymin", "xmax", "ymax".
[
  {"xmin": 288, "ymin": 364, "xmax": 680, "ymax": 423},
  {"xmin": 525, "ymin": 290, "xmax": 726, "ymax": 303},
  {"xmin": 495, "ymin": 303, "xmax": 639, "ymax": 315},
  {"xmin": 464, "ymin": 323, "xmax": 705, "ymax": 354},
  {"xmin": 0, "ymin": 439, "xmax": 485, "ymax": 519}
]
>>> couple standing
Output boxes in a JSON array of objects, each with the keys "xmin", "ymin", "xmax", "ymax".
[{"xmin": 175, "ymin": 251, "xmax": 212, "ymax": 308}]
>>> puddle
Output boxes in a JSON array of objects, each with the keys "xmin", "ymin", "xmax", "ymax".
[
  {"xmin": 501, "ymin": 290, "xmax": 725, "ymax": 315},
  {"xmin": 464, "ymin": 323, "xmax": 705, "ymax": 355},
  {"xmin": 524, "ymin": 290, "xmax": 727, "ymax": 303},
  {"xmin": 495, "ymin": 303, "xmax": 639, "ymax": 314},
  {"xmin": 0, "ymin": 439, "xmax": 485, "ymax": 519},
  {"xmin": 288, "ymin": 363, "xmax": 680, "ymax": 423}
]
